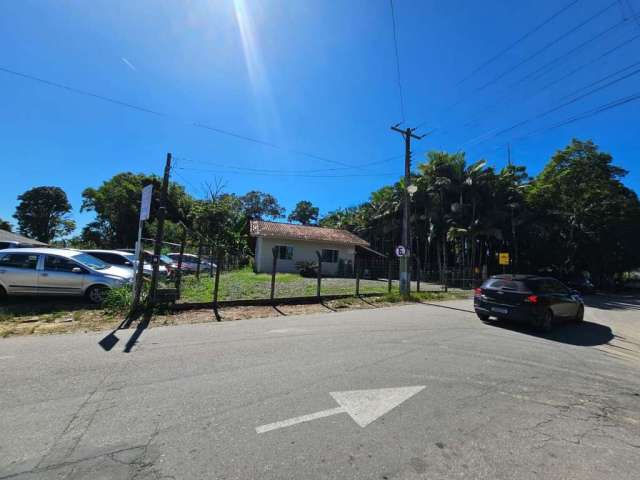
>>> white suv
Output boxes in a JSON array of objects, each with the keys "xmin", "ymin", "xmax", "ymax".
[{"xmin": 0, "ymin": 248, "xmax": 133, "ymax": 304}]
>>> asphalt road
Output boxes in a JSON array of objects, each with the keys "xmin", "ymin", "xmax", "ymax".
[{"xmin": 1, "ymin": 295, "xmax": 639, "ymax": 479}]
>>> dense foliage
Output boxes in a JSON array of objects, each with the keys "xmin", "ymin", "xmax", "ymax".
[
  {"xmin": 8, "ymin": 139, "xmax": 638, "ymax": 286},
  {"xmin": 320, "ymin": 139, "xmax": 640, "ymax": 285},
  {"xmin": 13, "ymin": 186, "xmax": 75, "ymax": 243}
]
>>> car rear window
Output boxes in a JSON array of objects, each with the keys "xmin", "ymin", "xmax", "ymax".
[{"xmin": 482, "ymin": 279, "xmax": 529, "ymax": 291}]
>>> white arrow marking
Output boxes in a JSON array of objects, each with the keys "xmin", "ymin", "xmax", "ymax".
[{"xmin": 256, "ymin": 386, "xmax": 425, "ymax": 434}]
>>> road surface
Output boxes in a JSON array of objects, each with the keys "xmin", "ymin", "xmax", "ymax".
[{"xmin": 1, "ymin": 295, "xmax": 639, "ymax": 479}]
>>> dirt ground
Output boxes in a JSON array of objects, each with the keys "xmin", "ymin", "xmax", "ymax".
[{"xmin": 0, "ymin": 292, "xmax": 470, "ymax": 338}]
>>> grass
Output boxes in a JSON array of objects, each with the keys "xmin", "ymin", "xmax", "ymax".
[
  {"xmin": 179, "ymin": 267, "xmax": 396, "ymax": 302},
  {"xmin": 178, "ymin": 266, "xmax": 466, "ymax": 303}
]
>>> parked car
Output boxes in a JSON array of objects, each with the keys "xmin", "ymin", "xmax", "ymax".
[
  {"xmin": 166, "ymin": 253, "xmax": 216, "ymax": 273},
  {"xmin": 474, "ymin": 274, "xmax": 584, "ymax": 332},
  {"xmin": 0, "ymin": 248, "xmax": 132, "ymax": 304},
  {"xmin": 82, "ymin": 249, "xmax": 168, "ymax": 278},
  {"xmin": 561, "ymin": 274, "xmax": 596, "ymax": 295},
  {"xmin": 117, "ymin": 249, "xmax": 178, "ymax": 278}
]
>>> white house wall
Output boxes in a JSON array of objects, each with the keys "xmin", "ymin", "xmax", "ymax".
[{"xmin": 255, "ymin": 237, "xmax": 356, "ymax": 275}]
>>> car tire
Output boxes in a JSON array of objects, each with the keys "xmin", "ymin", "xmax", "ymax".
[
  {"xmin": 477, "ymin": 314, "xmax": 490, "ymax": 322},
  {"xmin": 540, "ymin": 309, "xmax": 554, "ymax": 333},
  {"xmin": 0, "ymin": 285, "xmax": 7, "ymax": 303},
  {"xmin": 86, "ymin": 285, "xmax": 108, "ymax": 305},
  {"xmin": 574, "ymin": 305, "xmax": 585, "ymax": 322}
]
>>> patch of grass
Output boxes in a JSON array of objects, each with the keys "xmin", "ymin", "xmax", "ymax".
[
  {"xmin": 102, "ymin": 286, "xmax": 133, "ymax": 314},
  {"xmin": 378, "ymin": 290, "xmax": 471, "ymax": 303}
]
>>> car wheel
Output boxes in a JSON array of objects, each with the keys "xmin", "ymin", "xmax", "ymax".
[
  {"xmin": 86, "ymin": 285, "xmax": 108, "ymax": 304},
  {"xmin": 574, "ymin": 305, "xmax": 584, "ymax": 322},
  {"xmin": 477, "ymin": 314, "xmax": 490, "ymax": 322},
  {"xmin": 540, "ymin": 309, "xmax": 554, "ymax": 333},
  {"xmin": 0, "ymin": 286, "xmax": 7, "ymax": 303}
]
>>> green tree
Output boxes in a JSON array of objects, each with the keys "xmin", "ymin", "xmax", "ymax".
[
  {"xmin": 0, "ymin": 218, "xmax": 12, "ymax": 232},
  {"xmin": 239, "ymin": 191, "xmax": 285, "ymax": 220},
  {"xmin": 13, "ymin": 186, "xmax": 75, "ymax": 243},
  {"xmin": 80, "ymin": 172, "xmax": 192, "ymax": 248},
  {"xmin": 524, "ymin": 139, "xmax": 640, "ymax": 282},
  {"xmin": 288, "ymin": 200, "xmax": 319, "ymax": 225}
]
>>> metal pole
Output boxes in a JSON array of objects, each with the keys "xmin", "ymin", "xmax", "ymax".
[
  {"xmin": 270, "ymin": 247, "xmax": 278, "ymax": 301},
  {"xmin": 316, "ymin": 251, "xmax": 322, "ymax": 298},
  {"xmin": 148, "ymin": 153, "xmax": 171, "ymax": 305},
  {"xmin": 355, "ymin": 255, "xmax": 360, "ymax": 296}
]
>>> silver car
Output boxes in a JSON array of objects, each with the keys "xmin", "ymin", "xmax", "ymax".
[{"xmin": 0, "ymin": 248, "xmax": 133, "ymax": 304}]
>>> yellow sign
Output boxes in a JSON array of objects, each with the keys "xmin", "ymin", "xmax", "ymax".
[{"xmin": 499, "ymin": 252, "xmax": 510, "ymax": 266}]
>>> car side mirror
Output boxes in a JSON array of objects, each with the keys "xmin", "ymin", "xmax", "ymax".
[
  {"xmin": 125, "ymin": 261, "xmax": 132, "ymax": 266},
  {"xmin": 72, "ymin": 267, "xmax": 83, "ymax": 274}
]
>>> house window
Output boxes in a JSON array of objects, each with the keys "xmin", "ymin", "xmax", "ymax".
[
  {"xmin": 321, "ymin": 249, "xmax": 339, "ymax": 263},
  {"xmin": 276, "ymin": 245, "xmax": 293, "ymax": 260}
]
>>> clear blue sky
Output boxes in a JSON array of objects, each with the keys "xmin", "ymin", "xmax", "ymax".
[{"xmin": 1, "ymin": 0, "xmax": 639, "ymax": 235}]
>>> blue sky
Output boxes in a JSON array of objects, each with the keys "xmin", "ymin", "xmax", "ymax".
[{"xmin": 1, "ymin": 0, "xmax": 639, "ymax": 235}]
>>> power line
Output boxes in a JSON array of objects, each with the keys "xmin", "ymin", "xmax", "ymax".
[
  {"xmin": 0, "ymin": 65, "xmax": 358, "ymax": 169},
  {"xmin": 389, "ymin": 0, "xmax": 405, "ymax": 122},
  {"xmin": 415, "ymin": 1, "xmax": 617, "ymax": 132},
  {"xmin": 514, "ymin": 89, "xmax": 640, "ymax": 141},
  {"xmin": 458, "ymin": 19, "xmax": 634, "ymax": 130},
  {"xmin": 175, "ymin": 165, "xmax": 398, "ymax": 178},
  {"xmin": 456, "ymin": 0, "xmax": 581, "ymax": 85},
  {"xmin": 175, "ymin": 153, "xmax": 403, "ymax": 174},
  {"xmin": 461, "ymin": 59, "xmax": 640, "ymax": 148},
  {"xmin": 469, "ymin": 0, "xmax": 619, "ymax": 96}
]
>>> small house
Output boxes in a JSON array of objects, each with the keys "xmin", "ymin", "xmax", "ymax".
[{"xmin": 249, "ymin": 220, "xmax": 371, "ymax": 275}]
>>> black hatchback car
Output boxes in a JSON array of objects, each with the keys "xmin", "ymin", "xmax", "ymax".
[{"xmin": 474, "ymin": 275, "xmax": 584, "ymax": 331}]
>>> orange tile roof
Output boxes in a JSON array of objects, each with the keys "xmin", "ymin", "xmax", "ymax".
[{"xmin": 249, "ymin": 220, "xmax": 369, "ymax": 246}]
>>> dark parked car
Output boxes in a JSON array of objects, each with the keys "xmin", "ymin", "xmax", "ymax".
[
  {"xmin": 474, "ymin": 275, "xmax": 584, "ymax": 332},
  {"xmin": 562, "ymin": 275, "xmax": 596, "ymax": 295}
]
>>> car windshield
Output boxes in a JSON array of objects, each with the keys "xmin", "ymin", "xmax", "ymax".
[
  {"xmin": 122, "ymin": 253, "xmax": 136, "ymax": 262},
  {"xmin": 71, "ymin": 252, "xmax": 109, "ymax": 270},
  {"xmin": 160, "ymin": 254, "xmax": 173, "ymax": 264}
]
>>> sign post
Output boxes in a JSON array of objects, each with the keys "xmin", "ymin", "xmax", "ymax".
[
  {"xmin": 133, "ymin": 184, "xmax": 153, "ymax": 296},
  {"xmin": 395, "ymin": 245, "xmax": 409, "ymax": 294},
  {"xmin": 498, "ymin": 252, "xmax": 510, "ymax": 274}
]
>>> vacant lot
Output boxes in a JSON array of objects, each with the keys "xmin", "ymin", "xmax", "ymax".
[{"xmin": 178, "ymin": 268, "xmax": 444, "ymax": 302}]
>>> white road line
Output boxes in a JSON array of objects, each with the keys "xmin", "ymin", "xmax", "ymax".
[{"xmin": 256, "ymin": 406, "xmax": 345, "ymax": 434}]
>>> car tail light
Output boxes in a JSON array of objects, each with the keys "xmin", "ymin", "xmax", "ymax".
[
  {"xmin": 525, "ymin": 295, "xmax": 538, "ymax": 303},
  {"xmin": 474, "ymin": 287, "xmax": 482, "ymax": 297}
]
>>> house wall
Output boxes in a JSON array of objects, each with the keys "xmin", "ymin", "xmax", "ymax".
[{"xmin": 255, "ymin": 237, "xmax": 356, "ymax": 275}]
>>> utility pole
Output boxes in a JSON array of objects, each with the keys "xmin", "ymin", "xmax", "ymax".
[
  {"xmin": 391, "ymin": 124, "xmax": 425, "ymax": 298},
  {"xmin": 148, "ymin": 152, "xmax": 172, "ymax": 306}
]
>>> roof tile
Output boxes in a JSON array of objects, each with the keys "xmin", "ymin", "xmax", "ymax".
[{"xmin": 249, "ymin": 221, "xmax": 368, "ymax": 246}]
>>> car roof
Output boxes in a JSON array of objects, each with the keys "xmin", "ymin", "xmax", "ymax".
[
  {"xmin": 0, "ymin": 247, "xmax": 80, "ymax": 257},
  {"xmin": 83, "ymin": 249, "xmax": 131, "ymax": 256},
  {"xmin": 489, "ymin": 274, "xmax": 556, "ymax": 281}
]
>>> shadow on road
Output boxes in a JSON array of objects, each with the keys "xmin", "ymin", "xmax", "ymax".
[
  {"xmin": 582, "ymin": 294, "xmax": 640, "ymax": 311},
  {"xmin": 486, "ymin": 319, "xmax": 614, "ymax": 347},
  {"xmin": 98, "ymin": 309, "xmax": 149, "ymax": 352}
]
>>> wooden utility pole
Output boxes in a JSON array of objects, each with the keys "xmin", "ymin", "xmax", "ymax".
[
  {"xmin": 390, "ymin": 124, "xmax": 425, "ymax": 298},
  {"xmin": 174, "ymin": 226, "xmax": 187, "ymax": 298},
  {"xmin": 148, "ymin": 153, "xmax": 171, "ymax": 305}
]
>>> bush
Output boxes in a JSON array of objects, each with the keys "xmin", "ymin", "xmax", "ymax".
[
  {"xmin": 102, "ymin": 286, "xmax": 133, "ymax": 313},
  {"xmin": 296, "ymin": 261, "xmax": 318, "ymax": 278}
]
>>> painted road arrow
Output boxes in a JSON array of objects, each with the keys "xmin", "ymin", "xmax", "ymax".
[{"xmin": 256, "ymin": 386, "xmax": 425, "ymax": 434}]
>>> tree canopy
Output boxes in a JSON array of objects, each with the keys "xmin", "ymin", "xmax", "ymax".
[
  {"xmin": 239, "ymin": 191, "xmax": 285, "ymax": 220},
  {"xmin": 0, "ymin": 218, "xmax": 12, "ymax": 232},
  {"xmin": 288, "ymin": 200, "xmax": 319, "ymax": 225},
  {"xmin": 13, "ymin": 186, "xmax": 75, "ymax": 243}
]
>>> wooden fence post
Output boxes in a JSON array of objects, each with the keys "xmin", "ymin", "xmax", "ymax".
[
  {"xmin": 316, "ymin": 251, "xmax": 322, "ymax": 298},
  {"xmin": 195, "ymin": 243, "xmax": 203, "ymax": 280},
  {"xmin": 213, "ymin": 249, "xmax": 222, "ymax": 320},
  {"xmin": 387, "ymin": 256, "xmax": 393, "ymax": 293},
  {"xmin": 416, "ymin": 254, "xmax": 421, "ymax": 292},
  {"xmin": 209, "ymin": 246, "xmax": 214, "ymax": 278},
  {"xmin": 355, "ymin": 256, "xmax": 360, "ymax": 296},
  {"xmin": 270, "ymin": 247, "xmax": 278, "ymax": 301},
  {"xmin": 174, "ymin": 227, "xmax": 187, "ymax": 298}
]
